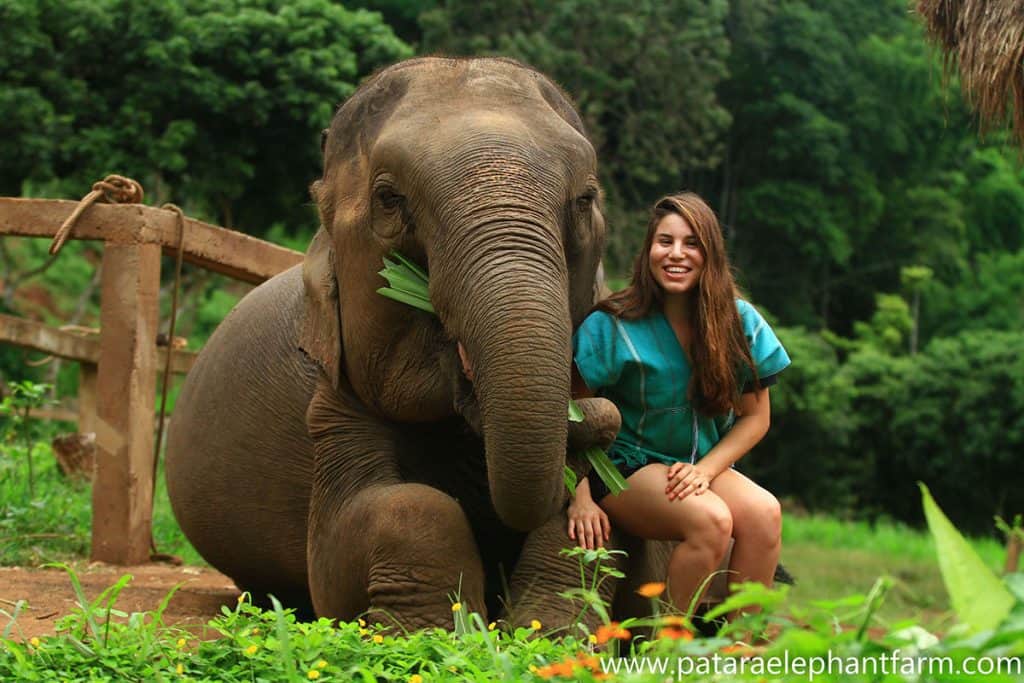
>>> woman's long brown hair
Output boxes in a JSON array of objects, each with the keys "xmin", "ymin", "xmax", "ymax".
[{"xmin": 596, "ymin": 192, "xmax": 756, "ymax": 415}]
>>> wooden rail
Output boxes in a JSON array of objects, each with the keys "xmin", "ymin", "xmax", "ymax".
[
  {"xmin": 0, "ymin": 197, "xmax": 303, "ymax": 564},
  {"xmin": 0, "ymin": 198, "xmax": 302, "ymax": 284},
  {"xmin": 0, "ymin": 313, "xmax": 197, "ymax": 374}
]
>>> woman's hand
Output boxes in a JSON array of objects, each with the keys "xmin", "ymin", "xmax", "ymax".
[
  {"xmin": 665, "ymin": 462, "xmax": 712, "ymax": 501},
  {"xmin": 567, "ymin": 497, "xmax": 610, "ymax": 549}
]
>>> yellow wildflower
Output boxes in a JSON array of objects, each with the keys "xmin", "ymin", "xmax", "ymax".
[
  {"xmin": 373, "ymin": 634, "xmax": 385, "ymax": 644},
  {"xmin": 29, "ymin": 637, "xmax": 40, "ymax": 648},
  {"xmin": 315, "ymin": 660, "xmax": 328, "ymax": 669},
  {"xmin": 488, "ymin": 622, "xmax": 496, "ymax": 631},
  {"xmin": 359, "ymin": 628, "xmax": 370, "ymax": 636},
  {"xmin": 451, "ymin": 602, "xmax": 462, "ymax": 612},
  {"xmin": 358, "ymin": 618, "xmax": 366, "ymax": 627},
  {"xmin": 409, "ymin": 675, "xmax": 424, "ymax": 683},
  {"xmin": 176, "ymin": 663, "xmax": 184, "ymax": 675},
  {"xmin": 588, "ymin": 634, "xmax": 598, "ymax": 644},
  {"xmin": 237, "ymin": 593, "xmax": 246, "ymax": 604},
  {"xmin": 245, "ymin": 645, "xmax": 259, "ymax": 656},
  {"xmin": 176, "ymin": 638, "xmax": 186, "ymax": 649},
  {"xmin": 307, "ymin": 671, "xmax": 321, "ymax": 680},
  {"xmin": 530, "ymin": 619, "xmax": 542, "ymax": 630},
  {"xmin": 251, "ymin": 628, "xmax": 260, "ymax": 635},
  {"xmin": 636, "ymin": 582, "xmax": 666, "ymax": 598}
]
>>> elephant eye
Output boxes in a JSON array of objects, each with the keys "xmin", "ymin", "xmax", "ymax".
[
  {"xmin": 374, "ymin": 184, "xmax": 404, "ymax": 210},
  {"xmin": 575, "ymin": 195, "xmax": 593, "ymax": 213}
]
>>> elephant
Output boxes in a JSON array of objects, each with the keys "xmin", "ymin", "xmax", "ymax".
[{"xmin": 165, "ymin": 57, "xmax": 667, "ymax": 630}]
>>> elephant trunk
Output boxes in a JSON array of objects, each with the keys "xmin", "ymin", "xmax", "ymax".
[{"xmin": 433, "ymin": 220, "xmax": 571, "ymax": 531}]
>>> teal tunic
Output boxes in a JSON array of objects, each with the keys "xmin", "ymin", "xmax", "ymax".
[{"xmin": 572, "ymin": 300, "xmax": 791, "ymax": 469}]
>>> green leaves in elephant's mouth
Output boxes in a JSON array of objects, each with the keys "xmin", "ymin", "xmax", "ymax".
[
  {"xmin": 377, "ymin": 251, "xmax": 434, "ymax": 314},
  {"xmin": 376, "ymin": 251, "xmax": 628, "ymax": 497}
]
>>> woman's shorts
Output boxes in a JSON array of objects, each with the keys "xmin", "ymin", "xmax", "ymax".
[{"xmin": 586, "ymin": 460, "xmax": 643, "ymax": 502}]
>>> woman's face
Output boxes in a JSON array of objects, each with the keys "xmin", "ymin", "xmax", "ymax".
[{"xmin": 648, "ymin": 212, "xmax": 705, "ymax": 296}]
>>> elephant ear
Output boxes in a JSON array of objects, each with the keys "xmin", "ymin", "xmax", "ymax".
[{"xmin": 298, "ymin": 227, "xmax": 342, "ymax": 390}]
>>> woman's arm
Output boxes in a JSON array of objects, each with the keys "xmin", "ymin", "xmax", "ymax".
[
  {"xmin": 567, "ymin": 476, "xmax": 610, "ymax": 549},
  {"xmin": 665, "ymin": 387, "xmax": 771, "ymax": 501}
]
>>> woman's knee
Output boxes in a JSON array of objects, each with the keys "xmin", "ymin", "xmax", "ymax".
[
  {"xmin": 733, "ymin": 490, "xmax": 782, "ymax": 547},
  {"xmin": 677, "ymin": 499, "xmax": 733, "ymax": 555}
]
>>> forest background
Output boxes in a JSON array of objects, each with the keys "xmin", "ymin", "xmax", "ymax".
[{"xmin": 1, "ymin": 0, "xmax": 1021, "ymax": 536}]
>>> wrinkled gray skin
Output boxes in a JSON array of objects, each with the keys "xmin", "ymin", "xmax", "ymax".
[{"xmin": 166, "ymin": 58, "xmax": 668, "ymax": 629}]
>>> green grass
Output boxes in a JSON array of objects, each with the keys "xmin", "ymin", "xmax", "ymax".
[
  {"xmin": 2, "ymin": 437, "xmax": 1011, "ymax": 633},
  {"xmin": 0, "ymin": 440, "xmax": 202, "ymax": 566},
  {"xmin": 782, "ymin": 514, "xmax": 1005, "ymax": 632},
  {"xmin": 3, "ymin": 435, "xmax": 1023, "ymax": 681},
  {"xmin": 783, "ymin": 513, "xmax": 1004, "ymax": 567},
  {"xmin": 2, "ymin": 427, "xmax": 1017, "ymax": 635},
  {"xmin": 3, "ymin": 559, "xmax": 1022, "ymax": 682}
]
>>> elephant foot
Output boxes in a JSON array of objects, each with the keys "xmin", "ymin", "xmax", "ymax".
[
  {"xmin": 505, "ymin": 513, "xmax": 624, "ymax": 633},
  {"xmin": 307, "ymin": 483, "xmax": 486, "ymax": 630},
  {"xmin": 237, "ymin": 585, "xmax": 317, "ymax": 622}
]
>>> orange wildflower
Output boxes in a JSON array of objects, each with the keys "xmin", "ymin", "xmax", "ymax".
[
  {"xmin": 594, "ymin": 621, "xmax": 631, "ymax": 644},
  {"xmin": 721, "ymin": 643, "xmax": 754, "ymax": 657},
  {"xmin": 658, "ymin": 626, "xmax": 694, "ymax": 641},
  {"xmin": 636, "ymin": 582, "xmax": 666, "ymax": 598},
  {"xmin": 660, "ymin": 615, "xmax": 688, "ymax": 627},
  {"xmin": 535, "ymin": 653, "xmax": 605, "ymax": 680},
  {"xmin": 575, "ymin": 653, "xmax": 601, "ymax": 671},
  {"xmin": 536, "ymin": 660, "xmax": 576, "ymax": 679}
]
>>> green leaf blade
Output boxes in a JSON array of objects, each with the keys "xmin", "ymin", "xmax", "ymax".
[
  {"xmin": 376, "ymin": 287, "xmax": 436, "ymax": 314},
  {"xmin": 388, "ymin": 249, "xmax": 429, "ymax": 283},
  {"xmin": 919, "ymin": 482, "xmax": 1014, "ymax": 632},
  {"xmin": 563, "ymin": 466, "xmax": 578, "ymax": 496},
  {"xmin": 584, "ymin": 447, "xmax": 628, "ymax": 495}
]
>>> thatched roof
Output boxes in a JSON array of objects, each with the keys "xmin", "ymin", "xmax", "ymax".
[{"xmin": 917, "ymin": 0, "xmax": 1024, "ymax": 145}]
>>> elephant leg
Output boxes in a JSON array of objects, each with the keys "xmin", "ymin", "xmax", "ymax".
[
  {"xmin": 308, "ymin": 482, "xmax": 486, "ymax": 630},
  {"xmin": 504, "ymin": 512, "xmax": 625, "ymax": 632},
  {"xmin": 305, "ymin": 377, "xmax": 485, "ymax": 629}
]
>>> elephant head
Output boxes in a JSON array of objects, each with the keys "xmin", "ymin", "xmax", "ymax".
[{"xmin": 299, "ymin": 58, "xmax": 606, "ymax": 531}]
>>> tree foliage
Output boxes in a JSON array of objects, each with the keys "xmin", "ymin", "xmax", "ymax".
[
  {"xmin": 421, "ymin": 0, "xmax": 732, "ymax": 267},
  {"xmin": 2, "ymin": 0, "xmax": 1023, "ymax": 531},
  {"xmin": 0, "ymin": 0, "xmax": 412, "ymax": 231}
]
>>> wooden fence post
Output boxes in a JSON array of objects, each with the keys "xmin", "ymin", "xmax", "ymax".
[
  {"xmin": 78, "ymin": 363, "xmax": 97, "ymax": 435},
  {"xmin": 91, "ymin": 242, "xmax": 161, "ymax": 564}
]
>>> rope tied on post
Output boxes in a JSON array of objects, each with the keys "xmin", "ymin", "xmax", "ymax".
[{"xmin": 49, "ymin": 175, "xmax": 145, "ymax": 255}]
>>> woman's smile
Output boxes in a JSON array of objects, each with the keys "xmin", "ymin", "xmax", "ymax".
[{"xmin": 649, "ymin": 213, "xmax": 705, "ymax": 294}]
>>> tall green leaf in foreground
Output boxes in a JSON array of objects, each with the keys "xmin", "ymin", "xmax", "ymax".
[
  {"xmin": 920, "ymin": 482, "xmax": 1014, "ymax": 632},
  {"xmin": 378, "ymin": 251, "xmax": 626, "ymax": 494}
]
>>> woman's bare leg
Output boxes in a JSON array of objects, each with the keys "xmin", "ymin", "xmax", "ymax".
[
  {"xmin": 707, "ymin": 468, "xmax": 782, "ymax": 612},
  {"xmin": 600, "ymin": 464, "xmax": 733, "ymax": 612}
]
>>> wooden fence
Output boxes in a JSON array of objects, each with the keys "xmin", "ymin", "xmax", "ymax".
[{"xmin": 0, "ymin": 197, "xmax": 302, "ymax": 564}]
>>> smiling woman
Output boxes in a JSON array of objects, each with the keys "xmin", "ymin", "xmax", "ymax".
[
  {"xmin": 649, "ymin": 212, "xmax": 706, "ymax": 297},
  {"xmin": 567, "ymin": 192, "xmax": 791, "ymax": 621}
]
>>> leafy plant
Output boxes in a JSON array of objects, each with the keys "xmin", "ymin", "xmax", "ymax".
[
  {"xmin": 0, "ymin": 380, "xmax": 55, "ymax": 498},
  {"xmin": 920, "ymin": 483, "xmax": 1015, "ymax": 633}
]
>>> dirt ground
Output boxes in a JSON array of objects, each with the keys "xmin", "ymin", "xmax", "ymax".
[{"xmin": 1, "ymin": 562, "xmax": 239, "ymax": 640}]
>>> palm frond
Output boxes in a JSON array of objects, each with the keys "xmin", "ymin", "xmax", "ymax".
[{"xmin": 918, "ymin": 0, "xmax": 1024, "ymax": 145}]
